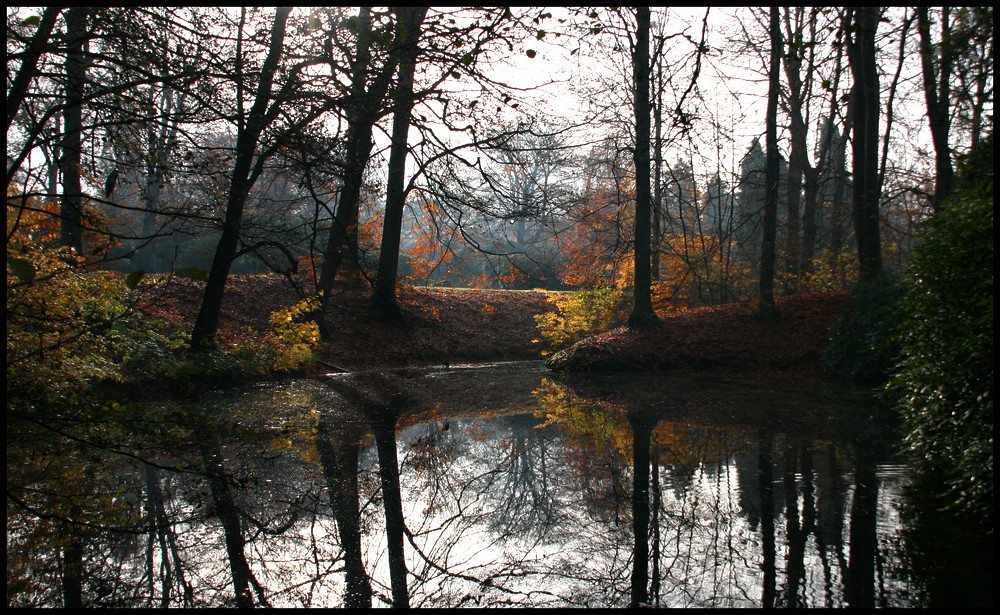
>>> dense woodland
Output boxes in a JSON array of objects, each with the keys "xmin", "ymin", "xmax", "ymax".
[{"xmin": 6, "ymin": 6, "xmax": 994, "ymax": 608}]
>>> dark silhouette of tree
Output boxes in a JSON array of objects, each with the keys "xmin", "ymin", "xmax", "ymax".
[
  {"xmin": 190, "ymin": 8, "xmax": 292, "ymax": 349},
  {"xmin": 314, "ymin": 7, "xmax": 399, "ymax": 313},
  {"xmin": 780, "ymin": 8, "xmax": 818, "ymax": 288},
  {"xmin": 628, "ymin": 6, "xmax": 658, "ymax": 326},
  {"xmin": 757, "ymin": 428, "xmax": 777, "ymax": 608},
  {"xmin": 845, "ymin": 7, "xmax": 883, "ymax": 283},
  {"xmin": 628, "ymin": 412, "xmax": 657, "ymax": 606},
  {"xmin": 197, "ymin": 433, "xmax": 269, "ymax": 608},
  {"xmin": 315, "ymin": 412, "xmax": 373, "ymax": 608},
  {"xmin": 916, "ymin": 7, "xmax": 955, "ymax": 211},
  {"xmin": 845, "ymin": 448, "xmax": 877, "ymax": 607},
  {"xmin": 371, "ymin": 404, "xmax": 410, "ymax": 608},
  {"xmin": 58, "ymin": 8, "xmax": 87, "ymax": 253},
  {"xmin": 759, "ymin": 7, "xmax": 781, "ymax": 316},
  {"xmin": 372, "ymin": 7, "xmax": 430, "ymax": 319},
  {"xmin": 6, "ymin": 7, "xmax": 64, "ymax": 134}
]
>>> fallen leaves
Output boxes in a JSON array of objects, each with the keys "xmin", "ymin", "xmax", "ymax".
[{"xmin": 137, "ymin": 274, "xmax": 848, "ymax": 378}]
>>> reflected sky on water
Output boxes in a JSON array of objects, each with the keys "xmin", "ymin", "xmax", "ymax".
[{"xmin": 7, "ymin": 362, "xmax": 963, "ymax": 608}]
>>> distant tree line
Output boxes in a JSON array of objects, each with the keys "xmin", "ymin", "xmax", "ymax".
[{"xmin": 9, "ymin": 7, "xmax": 992, "ymax": 345}]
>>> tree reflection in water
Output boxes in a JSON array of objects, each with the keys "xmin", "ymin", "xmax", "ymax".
[
  {"xmin": 7, "ymin": 365, "xmax": 965, "ymax": 607},
  {"xmin": 315, "ymin": 408, "xmax": 371, "ymax": 607}
]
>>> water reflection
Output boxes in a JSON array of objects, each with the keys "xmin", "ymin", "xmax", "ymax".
[{"xmin": 6, "ymin": 363, "xmax": 980, "ymax": 607}]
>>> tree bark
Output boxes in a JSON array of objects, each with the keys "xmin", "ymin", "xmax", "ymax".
[
  {"xmin": 759, "ymin": 7, "xmax": 781, "ymax": 316},
  {"xmin": 59, "ymin": 7, "xmax": 86, "ymax": 254},
  {"xmin": 846, "ymin": 7, "xmax": 883, "ymax": 283},
  {"xmin": 651, "ymin": 53, "xmax": 664, "ymax": 282},
  {"xmin": 372, "ymin": 7, "xmax": 430, "ymax": 319},
  {"xmin": 628, "ymin": 7, "xmax": 658, "ymax": 326}
]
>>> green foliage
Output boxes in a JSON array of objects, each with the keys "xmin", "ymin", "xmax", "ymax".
[
  {"xmin": 821, "ymin": 274, "xmax": 904, "ymax": 382},
  {"xmin": 7, "ymin": 246, "xmax": 143, "ymax": 403},
  {"xmin": 8, "ymin": 206, "xmax": 320, "ymax": 407},
  {"xmin": 533, "ymin": 285, "xmax": 627, "ymax": 354},
  {"xmin": 888, "ymin": 134, "xmax": 993, "ymax": 526}
]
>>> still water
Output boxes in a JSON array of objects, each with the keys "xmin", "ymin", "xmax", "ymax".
[{"xmin": 7, "ymin": 362, "xmax": 966, "ymax": 607}]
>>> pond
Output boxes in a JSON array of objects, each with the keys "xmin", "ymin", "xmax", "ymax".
[{"xmin": 5, "ymin": 361, "xmax": 985, "ymax": 607}]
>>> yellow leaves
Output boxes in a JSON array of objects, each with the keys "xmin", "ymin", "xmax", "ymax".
[
  {"xmin": 532, "ymin": 378, "xmax": 631, "ymax": 456},
  {"xmin": 533, "ymin": 286, "xmax": 626, "ymax": 353},
  {"xmin": 798, "ymin": 249, "xmax": 859, "ymax": 293},
  {"xmin": 270, "ymin": 405, "xmax": 320, "ymax": 464},
  {"xmin": 266, "ymin": 297, "xmax": 321, "ymax": 372},
  {"xmin": 7, "ymin": 205, "xmax": 144, "ymax": 398}
]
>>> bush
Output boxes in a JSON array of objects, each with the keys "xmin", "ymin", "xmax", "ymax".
[
  {"xmin": 534, "ymin": 286, "xmax": 627, "ymax": 354},
  {"xmin": 888, "ymin": 134, "xmax": 993, "ymax": 526},
  {"xmin": 821, "ymin": 274, "xmax": 904, "ymax": 383}
]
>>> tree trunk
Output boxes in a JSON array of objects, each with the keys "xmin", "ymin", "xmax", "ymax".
[
  {"xmin": 758, "ymin": 428, "xmax": 776, "ymax": 608},
  {"xmin": 59, "ymin": 7, "xmax": 86, "ymax": 254},
  {"xmin": 810, "ymin": 35, "xmax": 847, "ymax": 278},
  {"xmin": 61, "ymin": 529, "xmax": 84, "ymax": 608},
  {"xmin": 651, "ymin": 54, "xmax": 664, "ymax": 282},
  {"xmin": 140, "ymin": 87, "xmax": 186, "ymax": 273},
  {"xmin": 759, "ymin": 7, "xmax": 781, "ymax": 316},
  {"xmin": 316, "ymin": 414, "xmax": 372, "ymax": 608},
  {"xmin": 847, "ymin": 7, "xmax": 883, "ymax": 283},
  {"xmin": 315, "ymin": 8, "xmax": 400, "ymax": 334},
  {"xmin": 372, "ymin": 7, "xmax": 429, "ymax": 319},
  {"xmin": 917, "ymin": 7, "xmax": 955, "ymax": 211},
  {"xmin": 629, "ymin": 413, "xmax": 656, "ymax": 607},
  {"xmin": 628, "ymin": 7, "xmax": 658, "ymax": 326},
  {"xmin": 198, "ymin": 435, "xmax": 258, "ymax": 608},
  {"xmin": 781, "ymin": 8, "xmax": 812, "ymax": 289},
  {"xmin": 190, "ymin": 8, "xmax": 290, "ymax": 349},
  {"xmin": 371, "ymin": 407, "xmax": 409, "ymax": 608}
]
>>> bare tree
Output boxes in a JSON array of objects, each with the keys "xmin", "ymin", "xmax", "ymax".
[{"xmin": 6, "ymin": 7, "xmax": 64, "ymax": 134}]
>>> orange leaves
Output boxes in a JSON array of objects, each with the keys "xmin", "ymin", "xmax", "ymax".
[
  {"xmin": 654, "ymin": 232, "xmax": 753, "ymax": 309},
  {"xmin": 403, "ymin": 199, "xmax": 465, "ymax": 287}
]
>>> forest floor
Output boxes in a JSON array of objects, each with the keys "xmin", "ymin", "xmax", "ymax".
[{"xmin": 141, "ymin": 274, "xmax": 850, "ymax": 380}]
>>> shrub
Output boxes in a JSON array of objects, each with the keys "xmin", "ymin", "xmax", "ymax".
[
  {"xmin": 534, "ymin": 286, "xmax": 627, "ymax": 354},
  {"xmin": 888, "ymin": 134, "xmax": 993, "ymax": 526},
  {"xmin": 821, "ymin": 274, "xmax": 904, "ymax": 383}
]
